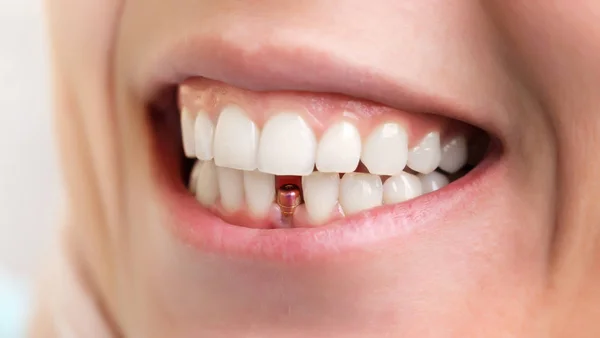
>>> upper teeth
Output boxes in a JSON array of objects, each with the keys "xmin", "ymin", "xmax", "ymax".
[
  {"xmin": 181, "ymin": 107, "xmax": 463, "ymax": 177},
  {"xmin": 257, "ymin": 112, "xmax": 317, "ymax": 176},
  {"xmin": 213, "ymin": 105, "xmax": 260, "ymax": 171}
]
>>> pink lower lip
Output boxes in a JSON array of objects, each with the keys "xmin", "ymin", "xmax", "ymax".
[{"xmin": 159, "ymin": 143, "xmax": 503, "ymax": 262}]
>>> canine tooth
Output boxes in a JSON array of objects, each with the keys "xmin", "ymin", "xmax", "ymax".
[
  {"xmin": 302, "ymin": 172, "xmax": 340, "ymax": 224},
  {"xmin": 439, "ymin": 135, "xmax": 468, "ymax": 174},
  {"xmin": 407, "ymin": 132, "xmax": 441, "ymax": 174},
  {"xmin": 243, "ymin": 171, "xmax": 275, "ymax": 218},
  {"xmin": 181, "ymin": 109, "xmax": 196, "ymax": 158},
  {"xmin": 195, "ymin": 161, "xmax": 219, "ymax": 206},
  {"xmin": 216, "ymin": 166, "xmax": 244, "ymax": 213},
  {"xmin": 361, "ymin": 123, "xmax": 408, "ymax": 175},
  {"xmin": 419, "ymin": 171, "xmax": 449, "ymax": 193},
  {"xmin": 316, "ymin": 121, "xmax": 361, "ymax": 173},
  {"xmin": 339, "ymin": 173, "xmax": 383, "ymax": 215},
  {"xmin": 213, "ymin": 105, "xmax": 259, "ymax": 170},
  {"xmin": 194, "ymin": 111, "xmax": 215, "ymax": 160},
  {"xmin": 383, "ymin": 172, "xmax": 422, "ymax": 204},
  {"xmin": 258, "ymin": 113, "xmax": 317, "ymax": 176}
]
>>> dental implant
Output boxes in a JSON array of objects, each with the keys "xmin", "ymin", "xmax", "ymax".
[{"xmin": 276, "ymin": 184, "xmax": 302, "ymax": 227}]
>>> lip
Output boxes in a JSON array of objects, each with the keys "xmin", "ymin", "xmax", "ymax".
[
  {"xmin": 144, "ymin": 32, "xmax": 506, "ymax": 262},
  {"xmin": 161, "ymin": 146, "xmax": 501, "ymax": 262},
  {"xmin": 137, "ymin": 32, "xmax": 507, "ymax": 139}
]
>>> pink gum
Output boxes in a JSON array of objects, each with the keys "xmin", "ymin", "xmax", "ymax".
[{"xmin": 179, "ymin": 78, "xmax": 468, "ymax": 147}]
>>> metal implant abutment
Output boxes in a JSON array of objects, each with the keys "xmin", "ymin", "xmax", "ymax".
[{"xmin": 276, "ymin": 184, "xmax": 302, "ymax": 227}]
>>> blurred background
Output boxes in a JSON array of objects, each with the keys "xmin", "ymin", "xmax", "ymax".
[{"xmin": 0, "ymin": 0, "xmax": 61, "ymax": 336}]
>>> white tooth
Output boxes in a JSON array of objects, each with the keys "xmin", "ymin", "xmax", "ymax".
[
  {"xmin": 216, "ymin": 166, "xmax": 244, "ymax": 213},
  {"xmin": 243, "ymin": 170, "xmax": 275, "ymax": 218},
  {"xmin": 383, "ymin": 172, "xmax": 423, "ymax": 204},
  {"xmin": 316, "ymin": 121, "xmax": 361, "ymax": 173},
  {"xmin": 258, "ymin": 113, "xmax": 317, "ymax": 176},
  {"xmin": 339, "ymin": 173, "xmax": 383, "ymax": 215},
  {"xmin": 188, "ymin": 160, "xmax": 202, "ymax": 194},
  {"xmin": 194, "ymin": 111, "xmax": 215, "ymax": 160},
  {"xmin": 181, "ymin": 109, "xmax": 196, "ymax": 158},
  {"xmin": 213, "ymin": 105, "xmax": 259, "ymax": 170},
  {"xmin": 302, "ymin": 172, "xmax": 340, "ymax": 224},
  {"xmin": 439, "ymin": 135, "xmax": 468, "ymax": 174},
  {"xmin": 361, "ymin": 123, "xmax": 408, "ymax": 175},
  {"xmin": 407, "ymin": 132, "xmax": 441, "ymax": 174},
  {"xmin": 195, "ymin": 161, "xmax": 219, "ymax": 206},
  {"xmin": 419, "ymin": 171, "xmax": 449, "ymax": 194}
]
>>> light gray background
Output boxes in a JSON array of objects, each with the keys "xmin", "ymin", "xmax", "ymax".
[{"xmin": 0, "ymin": 0, "xmax": 61, "ymax": 281}]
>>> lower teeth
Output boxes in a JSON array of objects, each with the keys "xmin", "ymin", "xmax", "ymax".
[{"xmin": 187, "ymin": 160, "xmax": 464, "ymax": 229}]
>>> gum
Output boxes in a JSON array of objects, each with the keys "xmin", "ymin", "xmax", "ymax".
[
  {"xmin": 179, "ymin": 78, "xmax": 466, "ymax": 147},
  {"xmin": 200, "ymin": 197, "xmax": 345, "ymax": 229}
]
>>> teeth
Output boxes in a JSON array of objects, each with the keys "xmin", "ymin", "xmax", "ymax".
[
  {"xmin": 339, "ymin": 173, "xmax": 383, "ymax": 215},
  {"xmin": 213, "ymin": 105, "xmax": 260, "ymax": 171},
  {"xmin": 407, "ymin": 132, "xmax": 441, "ymax": 174},
  {"xmin": 194, "ymin": 111, "xmax": 215, "ymax": 160},
  {"xmin": 383, "ymin": 172, "xmax": 422, "ymax": 204},
  {"xmin": 194, "ymin": 161, "xmax": 219, "ymax": 206},
  {"xmin": 181, "ymin": 109, "xmax": 196, "ymax": 158},
  {"xmin": 216, "ymin": 166, "xmax": 245, "ymax": 213},
  {"xmin": 316, "ymin": 121, "xmax": 361, "ymax": 173},
  {"xmin": 361, "ymin": 123, "xmax": 408, "ymax": 175},
  {"xmin": 188, "ymin": 160, "xmax": 202, "ymax": 194},
  {"xmin": 439, "ymin": 135, "xmax": 468, "ymax": 174},
  {"xmin": 258, "ymin": 113, "xmax": 317, "ymax": 176},
  {"xmin": 243, "ymin": 170, "xmax": 275, "ymax": 218},
  {"xmin": 184, "ymin": 101, "xmax": 465, "ymax": 223},
  {"xmin": 419, "ymin": 171, "xmax": 449, "ymax": 194},
  {"xmin": 302, "ymin": 172, "xmax": 340, "ymax": 224}
]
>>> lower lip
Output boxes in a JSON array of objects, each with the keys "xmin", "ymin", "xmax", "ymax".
[{"xmin": 159, "ymin": 144, "xmax": 503, "ymax": 262}]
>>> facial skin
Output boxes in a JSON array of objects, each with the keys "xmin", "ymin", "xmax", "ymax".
[{"xmin": 36, "ymin": 1, "xmax": 600, "ymax": 337}]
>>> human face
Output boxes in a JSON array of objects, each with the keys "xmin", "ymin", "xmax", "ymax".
[{"xmin": 47, "ymin": 1, "xmax": 600, "ymax": 337}]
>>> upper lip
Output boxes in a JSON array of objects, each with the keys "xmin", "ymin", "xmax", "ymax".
[{"xmin": 138, "ymin": 30, "xmax": 504, "ymax": 141}]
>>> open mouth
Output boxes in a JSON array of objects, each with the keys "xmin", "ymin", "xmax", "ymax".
[{"xmin": 149, "ymin": 76, "xmax": 497, "ymax": 259}]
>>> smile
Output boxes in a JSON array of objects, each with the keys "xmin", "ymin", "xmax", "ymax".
[{"xmin": 145, "ymin": 36, "xmax": 503, "ymax": 261}]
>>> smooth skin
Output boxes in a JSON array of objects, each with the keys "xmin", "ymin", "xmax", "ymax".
[{"xmin": 32, "ymin": 1, "xmax": 600, "ymax": 337}]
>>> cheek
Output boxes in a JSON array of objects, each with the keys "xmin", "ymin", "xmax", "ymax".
[
  {"xmin": 47, "ymin": 0, "xmax": 122, "ymax": 64},
  {"xmin": 47, "ymin": 0, "xmax": 127, "ymax": 273}
]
